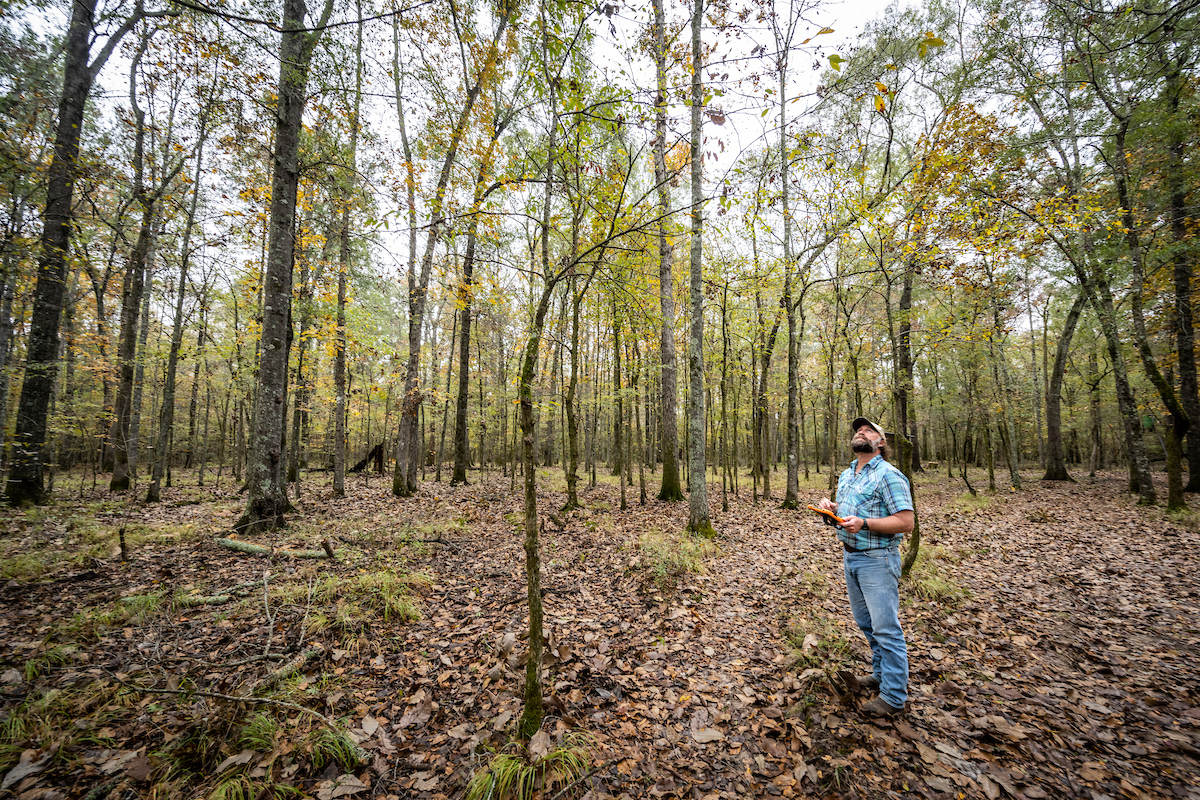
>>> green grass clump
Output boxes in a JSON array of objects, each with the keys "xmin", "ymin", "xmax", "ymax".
[
  {"xmin": 784, "ymin": 614, "xmax": 855, "ymax": 670},
  {"xmin": 306, "ymin": 728, "xmax": 362, "ymax": 771},
  {"xmin": 904, "ymin": 545, "xmax": 970, "ymax": 604},
  {"xmin": 239, "ymin": 713, "xmax": 280, "ymax": 751},
  {"xmin": 0, "ymin": 553, "xmax": 53, "ymax": 582},
  {"xmin": 268, "ymin": 569, "xmax": 428, "ymax": 626},
  {"xmin": 466, "ymin": 733, "xmax": 592, "ymax": 800},
  {"xmin": 633, "ymin": 530, "xmax": 716, "ymax": 593},
  {"xmin": 945, "ymin": 492, "xmax": 992, "ymax": 513}
]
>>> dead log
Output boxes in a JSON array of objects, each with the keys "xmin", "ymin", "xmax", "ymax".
[{"xmin": 215, "ymin": 538, "xmax": 336, "ymax": 559}]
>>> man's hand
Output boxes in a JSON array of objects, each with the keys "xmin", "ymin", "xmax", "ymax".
[
  {"xmin": 817, "ymin": 498, "xmax": 837, "ymax": 513},
  {"xmin": 840, "ymin": 515, "xmax": 866, "ymax": 533}
]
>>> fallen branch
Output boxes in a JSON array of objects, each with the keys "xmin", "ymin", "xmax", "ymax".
[
  {"xmin": 257, "ymin": 647, "xmax": 322, "ymax": 691},
  {"xmin": 221, "ymin": 653, "xmax": 288, "ymax": 668},
  {"xmin": 175, "ymin": 594, "xmax": 232, "ymax": 607},
  {"xmin": 215, "ymin": 538, "xmax": 335, "ymax": 559},
  {"xmin": 120, "ymin": 680, "xmax": 338, "ymax": 730},
  {"xmin": 550, "ymin": 761, "xmax": 609, "ymax": 800}
]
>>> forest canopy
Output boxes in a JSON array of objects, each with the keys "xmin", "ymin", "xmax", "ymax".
[{"xmin": 0, "ymin": 0, "xmax": 1196, "ymax": 514}]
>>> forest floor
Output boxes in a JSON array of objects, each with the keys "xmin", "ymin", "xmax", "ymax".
[{"xmin": 0, "ymin": 465, "xmax": 1198, "ymax": 800}]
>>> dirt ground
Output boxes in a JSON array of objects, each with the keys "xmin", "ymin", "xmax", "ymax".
[{"xmin": 0, "ymin": 466, "xmax": 1198, "ymax": 799}]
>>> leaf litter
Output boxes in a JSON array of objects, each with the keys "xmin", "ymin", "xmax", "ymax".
[{"xmin": 0, "ymin": 470, "xmax": 1196, "ymax": 799}]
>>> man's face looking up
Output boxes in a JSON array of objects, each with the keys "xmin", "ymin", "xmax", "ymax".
[{"xmin": 852, "ymin": 425, "xmax": 881, "ymax": 454}]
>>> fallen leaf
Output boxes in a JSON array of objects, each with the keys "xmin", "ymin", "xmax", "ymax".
[
  {"xmin": 98, "ymin": 750, "xmax": 138, "ymax": 776},
  {"xmin": 316, "ymin": 774, "xmax": 369, "ymax": 799},
  {"xmin": 124, "ymin": 755, "xmax": 154, "ymax": 781},
  {"xmin": 2, "ymin": 748, "xmax": 55, "ymax": 791},
  {"xmin": 529, "ymin": 729, "xmax": 553, "ymax": 760},
  {"xmin": 692, "ymin": 728, "xmax": 724, "ymax": 743},
  {"xmin": 216, "ymin": 751, "xmax": 255, "ymax": 774}
]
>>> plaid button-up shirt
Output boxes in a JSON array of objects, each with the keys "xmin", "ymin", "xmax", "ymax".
[{"xmin": 835, "ymin": 454, "xmax": 914, "ymax": 551}]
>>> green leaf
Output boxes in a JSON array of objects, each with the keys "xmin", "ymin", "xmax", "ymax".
[{"xmin": 828, "ymin": 54, "xmax": 845, "ymax": 71}]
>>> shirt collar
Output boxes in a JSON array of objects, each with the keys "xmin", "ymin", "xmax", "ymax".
[{"xmin": 847, "ymin": 453, "xmax": 885, "ymax": 470}]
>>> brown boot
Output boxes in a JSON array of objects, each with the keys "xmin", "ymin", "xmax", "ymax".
[
  {"xmin": 861, "ymin": 696, "xmax": 904, "ymax": 717},
  {"xmin": 855, "ymin": 674, "xmax": 880, "ymax": 691}
]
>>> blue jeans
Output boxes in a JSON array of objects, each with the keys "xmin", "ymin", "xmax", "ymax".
[{"xmin": 843, "ymin": 545, "xmax": 908, "ymax": 708}]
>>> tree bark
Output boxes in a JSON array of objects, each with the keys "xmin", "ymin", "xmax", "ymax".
[
  {"xmin": 652, "ymin": 0, "xmax": 683, "ymax": 502},
  {"xmin": 237, "ymin": 0, "xmax": 334, "ymax": 532},
  {"xmin": 332, "ymin": 6, "xmax": 363, "ymax": 497},
  {"xmin": 686, "ymin": 0, "xmax": 712, "ymax": 536},
  {"xmin": 1042, "ymin": 290, "xmax": 1086, "ymax": 481}
]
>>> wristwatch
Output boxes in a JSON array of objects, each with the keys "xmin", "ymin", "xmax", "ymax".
[{"xmin": 862, "ymin": 519, "xmax": 871, "ymax": 532}]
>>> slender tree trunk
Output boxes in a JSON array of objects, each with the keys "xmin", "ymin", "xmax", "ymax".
[
  {"xmin": 149, "ymin": 118, "xmax": 209, "ymax": 502},
  {"xmin": 393, "ymin": 6, "xmax": 512, "ymax": 496},
  {"xmin": 436, "ymin": 310, "xmax": 458, "ymax": 482},
  {"xmin": 614, "ymin": 305, "xmax": 626, "ymax": 511},
  {"xmin": 1043, "ymin": 290, "xmax": 1086, "ymax": 481},
  {"xmin": 897, "ymin": 269, "xmax": 920, "ymax": 473},
  {"xmin": 332, "ymin": 9, "xmax": 363, "ymax": 497},
  {"xmin": 563, "ymin": 286, "xmax": 585, "ymax": 509},
  {"xmin": 1112, "ymin": 120, "xmax": 1187, "ymax": 509},
  {"xmin": 455, "ymin": 120, "xmax": 510, "ymax": 484},
  {"xmin": 109, "ymin": 209, "xmax": 153, "ymax": 492},
  {"xmin": 1165, "ymin": 69, "xmax": 1200, "ymax": 492},
  {"xmin": 238, "ymin": 0, "xmax": 333, "ymax": 531},
  {"xmin": 652, "ymin": 0, "xmax": 683, "ymax": 502},
  {"xmin": 686, "ymin": 0, "xmax": 712, "ymax": 535}
]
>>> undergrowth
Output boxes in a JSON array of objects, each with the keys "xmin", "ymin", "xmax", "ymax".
[
  {"xmin": 632, "ymin": 529, "xmax": 717, "ymax": 593},
  {"xmin": 783, "ymin": 614, "xmax": 856, "ymax": 671},
  {"xmin": 903, "ymin": 545, "xmax": 970, "ymax": 604},
  {"xmin": 466, "ymin": 732, "xmax": 593, "ymax": 800}
]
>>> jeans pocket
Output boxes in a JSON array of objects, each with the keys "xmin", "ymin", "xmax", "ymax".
[{"xmin": 887, "ymin": 550, "xmax": 902, "ymax": 580}]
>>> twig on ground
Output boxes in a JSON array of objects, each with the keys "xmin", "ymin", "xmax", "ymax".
[
  {"xmin": 257, "ymin": 647, "xmax": 322, "ymax": 691},
  {"xmin": 115, "ymin": 676, "xmax": 338, "ymax": 730}
]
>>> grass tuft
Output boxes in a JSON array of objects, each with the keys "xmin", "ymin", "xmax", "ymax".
[
  {"xmin": 466, "ymin": 732, "xmax": 592, "ymax": 800},
  {"xmin": 784, "ymin": 614, "xmax": 855, "ymax": 670},
  {"xmin": 306, "ymin": 727, "xmax": 361, "ymax": 771},
  {"xmin": 632, "ymin": 530, "xmax": 716, "ymax": 593},
  {"xmin": 904, "ymin": 545, "xmax": 970, "ymax": 604}
]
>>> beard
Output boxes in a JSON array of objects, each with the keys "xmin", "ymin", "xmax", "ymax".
[{"xmin": 851, "ymin": 437, "xmax": 877, "ymax": 454}]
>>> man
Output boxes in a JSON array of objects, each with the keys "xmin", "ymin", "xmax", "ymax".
[{"xmin": 817, "ymin": 417, "xmax": 914, "ymax": 717}]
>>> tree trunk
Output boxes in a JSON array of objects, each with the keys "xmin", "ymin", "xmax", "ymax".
[
  {"xmin": 686, "ymin": 0, "xmax": 712, "ymax": 536},
  {"xmin": 563, "ymin": 284, "xmax": 585, "ymax": 509},
  {"xmin": 897, "ymin": 269, "xmax": 920, "ymax": 473},
  {"xmin": 393, "ymin": 6, "xmax": 512, "ymax": 496},
  {"xmin": 332, "ymin": 9, "xmax": 363, "ymax": 498},
  {"xmin": 1166, "ymin": 69, "xmax": 1200, "ymax": 492},
  {"xmin": 109, "ymin": 207, "xmax": 153, "ymax": 493},
  {"xmin": 652, "ymin": 0, "xmax": 683, "ymax": 502},
  {"xmin": 614, "ymin": 305, "xmax": 626, "ymax": 511},
  {"xmin": 148, "ymin": 115, "xmax": 210, "ymax": 502},
  {"xmin": 8, "ymin": 0, "xmax": 146, "ymax": 505},
  {"xmin": 237, "ymin": 0, "xmax": 333, "ymax": 532},
  {"xmin": 1042, "ymin": 290, "xmax": 1085, "ymax": 481},
  {"xmin": 1112, "ymin": 119, "xmax": 1187, "ymax": 509}
]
